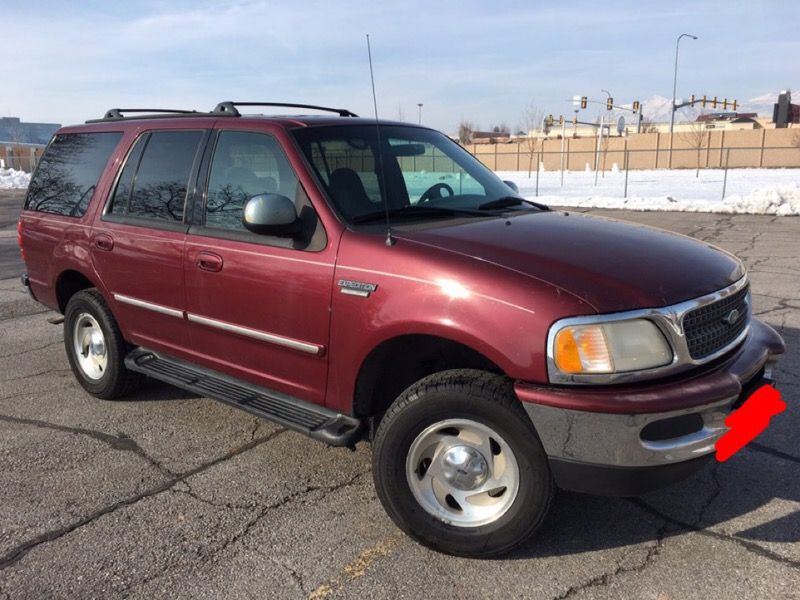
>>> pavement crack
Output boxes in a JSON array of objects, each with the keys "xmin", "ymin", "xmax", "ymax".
[
  {"xmin": 628, "ymin": 498, "xmax": 800, "ymax": 571},
  {"xmin": 0, "ymin": 427, "xmax": 288, "ymax": 571},
  {"xmin": 0, "ymin": 412, "xmax": 176, "ymax": 478},
  {"xmin": 0, "ymin": 309, "xmax": 50, "ymax": 323},
  {"xmin": 0, "ymin": 340, "xmax": 60, "ymax": 358},
  {"xmin": 0, "ymin": 368, "xmax": 71, "ymax": 383},
  {"xmin": 747, "ymin": 441, "xmax": 800, "ymax": 465},
  {"xmin": 696, "ymin": 463, "xmax": 723, "ymax": 526},
  {"xmin": 210, "ymin": 470, "xmax": 369, "ymax": 560},
  {"xmin": 551, "ymin": 521, "xmax": 669, "ymax": 600}
]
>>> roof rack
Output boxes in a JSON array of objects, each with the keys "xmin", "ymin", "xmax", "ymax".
[
  {"xmin": 86, "ymin": 102, "xmax": 359, "ymax": 124},
  {"xmin": 212, "ymin": 101, "xmax": 358, "ymax": 118}
]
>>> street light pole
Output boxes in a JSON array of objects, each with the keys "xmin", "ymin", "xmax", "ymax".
[
  {"xmin": 417, "ymin": 103, "xmax": 423, "ymax": 125},
  {"xmin": 669, "ymin": 33, "xmax": 698, "ymax": 136},
  {"xmin": 669, "ymin": 33, "xmax": 697, "ymax": 168}
]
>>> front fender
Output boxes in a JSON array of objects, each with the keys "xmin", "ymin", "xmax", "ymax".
[{"xmin": 325, "ymin": 230, "xmax": 593, "ymax": 412}]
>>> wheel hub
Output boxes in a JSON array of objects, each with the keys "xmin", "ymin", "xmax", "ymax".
[
  {"xmin": 72, "ymin": 313, "xmax": 108, "ymax": 380},
  {"xmin": 440, "ymin": 445, "xmax": 489, "ymax": 490},
  {"xmin": 405, "ymin": 418, "xmax": 520, "ymax": 528}
]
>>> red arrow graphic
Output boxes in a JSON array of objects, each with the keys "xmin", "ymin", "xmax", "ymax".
[{"xmin": 715, "ymin": 384, "xmax": 786, "ymax": 462}]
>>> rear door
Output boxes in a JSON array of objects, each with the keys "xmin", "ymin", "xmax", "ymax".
[
  {"xmin": 91, "ymin": 128, "xmax": 207, "ymax": 356},
  {"xmin": 182, "ymin": 128, "xmax": 334, "ymax": 405}
]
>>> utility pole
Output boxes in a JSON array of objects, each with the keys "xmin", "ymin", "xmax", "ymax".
[
  {"xmin": 594, "ymin": 115, "xmax": 604, "ymax": 186},
  {"xmin": 417, "ymin": 103, "xmax": 423, "ymax": 125},
  {"xmin": 560, "ymin": 118, "xmax": 566, "ymax": 186}
]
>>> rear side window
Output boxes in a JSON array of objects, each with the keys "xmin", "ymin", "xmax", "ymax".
[
  {"xmin": 109, "ymin": 130, "xmax": 203, "ymax": 222},
  {"xmin": 24, "ymin": 132, "xmax": 122, "ymax": 217}
]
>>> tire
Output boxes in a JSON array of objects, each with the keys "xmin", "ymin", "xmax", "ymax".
[
  {"xmin": 372, "ymin": 369, "xmax": 554, "ymax": 557},
  {"xmin": 63, "ymin": 289, "xmax": 143, "ymax": 399}
]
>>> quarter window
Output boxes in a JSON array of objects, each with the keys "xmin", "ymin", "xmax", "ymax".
[
  {"xmin": 24, "ymin": 132, "xmax": 122, "ymax": 217},
  {"xmin": 125, "ymin": 131, "xmax": 203, "ymax": 222},
  {"xmin": 205, "ymin": 131, "xmax": 299, "ymax": 231}
]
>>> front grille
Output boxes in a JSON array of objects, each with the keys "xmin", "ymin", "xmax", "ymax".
[{"xmin": 683, "ymin": 284, "xmax": 749, "ymax": 360}]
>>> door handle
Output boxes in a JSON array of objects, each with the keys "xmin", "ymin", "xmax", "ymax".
[
  {"xmin": 197, "ymin": 251, "xmax": 223, "ymax": 272},
  {"xmin": 94, "ymin": 234, "xmax": 114, "ymax": 251}
]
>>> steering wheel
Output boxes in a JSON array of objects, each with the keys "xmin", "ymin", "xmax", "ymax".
[{"xmin": 417, "ymin": 182, "xmax": 455, "ymax": 204}]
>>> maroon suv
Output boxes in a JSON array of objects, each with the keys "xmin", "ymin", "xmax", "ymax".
[{"xmin": 18, "ymin": 102, "xmax": 784, "ymax": 557}]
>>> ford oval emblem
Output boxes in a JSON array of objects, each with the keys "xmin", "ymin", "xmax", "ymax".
[{"xmin": 722, "ymin": 308, "xmax": 741, "ymax": 326}]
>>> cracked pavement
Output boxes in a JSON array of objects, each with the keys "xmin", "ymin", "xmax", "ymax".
[{"xmin": 0, "ymin": 189, "xmax": 798, "ymax": 599}]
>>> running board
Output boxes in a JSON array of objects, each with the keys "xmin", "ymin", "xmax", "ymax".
[{"xmin": 125, "ymin": 348, "xmax": 363, "ymax": 447}]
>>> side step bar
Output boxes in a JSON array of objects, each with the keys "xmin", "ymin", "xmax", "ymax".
[{"xmin": 125, "ymin": 348, "xmax": 363, "ymax": 447}]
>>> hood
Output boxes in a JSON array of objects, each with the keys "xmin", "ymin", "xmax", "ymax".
[{"xmin": 396, "ymin": 211, "xmax": 744, "ymax": 313}]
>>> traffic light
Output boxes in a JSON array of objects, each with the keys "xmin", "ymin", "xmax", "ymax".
[
  {"xmin": 732, "ymin": 99, "xmax": 738, "ymax": 111},
  {"xmin": 572, "ymin": 115, "xmax": 578, "ymax": 125},
  {"xmin": 632, "ymin": 100, "xmax": 640, "ymax": 113},
  {"xmin": 690, "ymin": 94, "xmax": 696, "ymax": 106},
  {"xmin": 559, "ymin": 115, "xmax": 564, "ymax": 125},
  {"xmin": 701, "ymin": 95, "xmax": 707, "ymax": 108},
  {"xmin": 581, "ymin": 96, "xmax": 588, "ymax": 109},
  {"xmin": 712, "ymin": 96, "xmax": 718, "ymax": 108},
  {"xmin": 606, "ymin": 97, "xmax": 613, "ymax": 111},
  {"xmin": 723, "ymin": 98, "xmax": 728, "ymax": 110}
]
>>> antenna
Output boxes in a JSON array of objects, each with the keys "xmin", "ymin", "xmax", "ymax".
[{"xmin": 366, "ymin": 34, "xmax": 395, "ymax": 247}]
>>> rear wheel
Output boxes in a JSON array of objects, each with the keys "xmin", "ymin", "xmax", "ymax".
[
  {"xmin": 372, "ymin": 369, "xmax": 554, "ymax": 557},
  {"xmin": 64, "ymin": 289, "xmax": 142, "ymax": 399}
]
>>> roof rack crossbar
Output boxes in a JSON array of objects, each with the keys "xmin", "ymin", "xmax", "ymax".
[{"xmin": 212, "ymin": 101, "xmax": 358, "ymax": 118}]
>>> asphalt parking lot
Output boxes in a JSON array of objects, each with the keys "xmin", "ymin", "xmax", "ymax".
[{"xmin": 0, "ymin": 188, "xmax": 798, "ymax": 599}]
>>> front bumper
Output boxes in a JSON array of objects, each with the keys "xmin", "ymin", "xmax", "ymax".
[{"xmin": 516, "ymin": 319, "xmax": 784, "ymax": 496}]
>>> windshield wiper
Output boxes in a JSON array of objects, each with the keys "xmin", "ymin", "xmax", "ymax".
[
  {"xmin": 351, "ymin": 205, "xmax": 488, "ymax": 224},
  {"xmin": 478, "ymin": 196, "xmax": 550, "ymax": 211}
]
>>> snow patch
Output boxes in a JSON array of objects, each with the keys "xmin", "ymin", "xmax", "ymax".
[
  {"xmin": 496, "ymin": 168, "xmax": 800, "ymax": 216},
  {"xmin": 0, "ymin": 167, "xmax": 31, "ymax": 190}
]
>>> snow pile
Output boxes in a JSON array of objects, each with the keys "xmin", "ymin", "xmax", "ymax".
[
  {"xmin": 0, "ymin": 167, "xmax": 31, "ymax": 190},
  {"xmin": 496, "ymin": 168, "xmax": 800, "ymax": 216}
]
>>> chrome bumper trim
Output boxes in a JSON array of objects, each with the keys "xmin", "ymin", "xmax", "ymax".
[{"xmin": 523, "ymin": 398, "xmax": 733, "ymax": 468}]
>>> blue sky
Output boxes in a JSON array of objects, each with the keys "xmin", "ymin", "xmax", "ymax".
[{"xmin": 2, "ymin": 0, "xmax": 798, "ymax": 132}]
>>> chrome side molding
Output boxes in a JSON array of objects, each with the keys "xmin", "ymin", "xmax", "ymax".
[{"xmin": 113, "ymin": 294, "xmax": 184, "ymax": 318}]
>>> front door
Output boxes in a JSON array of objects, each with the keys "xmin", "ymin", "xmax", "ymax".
[{"xmin": 182, "ymin": 129, "xmax": 334, "ymax": 405}]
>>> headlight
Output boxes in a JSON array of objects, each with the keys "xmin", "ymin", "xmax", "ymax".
[{"xmin": 552, "ymin": 319, "xmax": 672, "ymax": 375}]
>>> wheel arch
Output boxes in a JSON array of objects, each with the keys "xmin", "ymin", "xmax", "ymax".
[
  {"xmin": 55, "ymin": 269, "xmax": 102, "ymax": 313},
  {"xmin": 352, "ymin": 333, "xmax": 504, "ymax": 422}
]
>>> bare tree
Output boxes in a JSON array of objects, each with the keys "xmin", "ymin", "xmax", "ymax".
[
  {"xmin": 520, "ymin": 104, "xmax": 544, "ymax": 177},
  {"xmin": 680, "ymin": 108, "xmax": 711, "ymax": 177},
  {"xmin": 491, "ymin": 123, "xmax": 510, "ymax": 134},
  {"xmin": 457, "ymin": 120, "xmax": 475, "ymax": 145}
]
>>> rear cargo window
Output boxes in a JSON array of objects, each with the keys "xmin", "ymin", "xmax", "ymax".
[
  {"xmin": 24, "ymin": 132, "xmax": 122, "ymax": 217},
  {"xmin": 126, "ymin": 130, "xmax": 203, "ymax": 222}
]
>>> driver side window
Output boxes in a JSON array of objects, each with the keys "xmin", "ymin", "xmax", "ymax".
[
  {"xmin": 205, "ymin": 131, "xmax": 298, "ymax": 230},
  {"xmin": 389, "ymin": 138, "xmax": 485, "ymax": 204}
]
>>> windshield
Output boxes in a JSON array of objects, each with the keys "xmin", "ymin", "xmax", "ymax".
[{"xmin": 292, "ymin": 124, "xmax": 532, "ymax": 224}]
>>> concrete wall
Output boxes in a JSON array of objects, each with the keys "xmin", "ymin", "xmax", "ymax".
[
  {"xmin": 1, "ymin": 143, "xmax": 46, "ymax": 173},
  {"xmin": 468, "ymin": 128, "xmax": 800, "ymax": 172}
]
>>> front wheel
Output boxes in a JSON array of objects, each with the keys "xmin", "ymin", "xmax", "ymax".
[{"xmin": 372, "ymin": 369, "xmax": 554, "ymax": 557}]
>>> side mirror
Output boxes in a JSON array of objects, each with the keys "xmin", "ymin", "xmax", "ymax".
[
  {"xmin": 242, "ymin": 194, "xmax": 301, "ymax": 237},
  {"xmin": 503, "ymin": 180, "xmax": 520, "ymax": 194}
]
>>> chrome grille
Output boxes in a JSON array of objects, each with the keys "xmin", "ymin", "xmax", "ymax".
[{"xmin": 682, "ymin": 285, "xmax": 750, "ymax": 360}]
